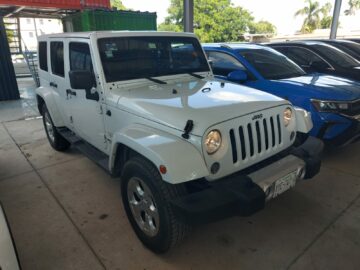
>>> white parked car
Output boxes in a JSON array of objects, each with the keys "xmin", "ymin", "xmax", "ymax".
[
  {"xmin": 36, "ymin": 31, "xmax": 323, "ymax": 253},
  {"xmin": 0, "ymin": 204, "xmax": 21, "ymax": 270}
]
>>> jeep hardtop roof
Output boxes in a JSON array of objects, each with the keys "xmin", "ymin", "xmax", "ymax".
[{"xmin": 38, "ymin": 31, "xmax": 197, "ymax": 41}]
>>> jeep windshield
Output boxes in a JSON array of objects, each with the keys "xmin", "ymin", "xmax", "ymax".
[
  {"xmin": 98, "ymin": 36, "xmax": 210, "ymax": 83},
  {"xmin": 238, "ymin": 48, "xmax": 306, "ymax": 80}
]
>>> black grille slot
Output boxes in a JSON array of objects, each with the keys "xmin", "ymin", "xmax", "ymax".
[
  {"xmin": 263, "ymin": 119, "xmax": 269, "ymax": 150},
  {"xmin": 239, "ymin": 126, "xmax": 246, "ymax": 160},
  {"xmin": 277, "ymin": 114, "xmax": 282, "ymax": 144},
  {"xmin": 255, "ymin": 121, "xmax": 261, "ymax": 153},
  {"xmin": 229, "ymin": 129, "xmax": 237, "ymax": 163},
  {"xmin": 247, "ymin": 123, "xmax": 254, "ymax": 156},
  {"xmin": 270, "ymin": 116, "xmax": 275, "ymax": 147}
]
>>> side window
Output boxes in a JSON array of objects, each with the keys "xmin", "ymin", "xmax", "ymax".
[
  {"xmin": 50, "ymin": 42, "xmax": 64, "ymax": 77},
  {"xmin": 69, "ymin": 42, "xmax": 94, "ymax": 72},
  {"xmin": 284, "ymin": 47, "xmax": 329, "ymax": 68},
  {"xmin": 38, "ymin": 42, "xmax": 48, "ymax": 71},
  {"xmin": 207, "ymin": 51, "xmax": 245, "ymax": 76}
]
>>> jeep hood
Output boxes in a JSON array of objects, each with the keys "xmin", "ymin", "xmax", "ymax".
[
  {"xmin": 274, "ymin": 74, "xmax": 360, "ymax": 101},
  {"xmin": 114, "ymin": 78, "xmax": 287, "ymax": 136}
]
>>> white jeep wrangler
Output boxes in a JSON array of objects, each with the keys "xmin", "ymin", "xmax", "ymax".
[{"xmin": 36, "ymin": 31, "xmax": 323, "ymax": 253}]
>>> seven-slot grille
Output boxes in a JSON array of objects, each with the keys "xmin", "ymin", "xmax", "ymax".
[{"xmin": 229, "ymin": 114, "xmax": 283, "ymax": 164}]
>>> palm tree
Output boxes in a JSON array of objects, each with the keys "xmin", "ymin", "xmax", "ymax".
[
  {"xmin": 345, "ymin": 0, "xmax": 360, "ymax": 15},
  {"xmin": 295, "ymin": 0, "xmax": 324, "ymax": 33}
]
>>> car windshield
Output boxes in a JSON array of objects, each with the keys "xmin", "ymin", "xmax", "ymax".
[
  {"xmin": 98, "ymin": 36, "xmax": 210, "ymax": 82},
  {"xmin": 237, "ymin": 48, "xmax": 306, "ymax": 80},
  {"xmin": 313, "ymin": 44, "xmax": 360, "ymax": 68},
  {"xmin": 329, "ymin": 42, "xmax": 360, "ymax": 61}
]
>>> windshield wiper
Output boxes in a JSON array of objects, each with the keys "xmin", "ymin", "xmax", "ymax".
[
  {"xmin": 187, "ymin": 72, "xmax": 205, "ymax": 79},
  {"xmin": 145, "ymin": 77, "xmax": 167, "ymax": 84}
]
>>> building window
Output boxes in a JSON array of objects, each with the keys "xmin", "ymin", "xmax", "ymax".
[
  {"xmin": 26, "ymin": 18, "xmax": 31, "ymax": 24},
  {"xmin": 29, "ymin": 32, "xmax": 34, "ymax": 38}
]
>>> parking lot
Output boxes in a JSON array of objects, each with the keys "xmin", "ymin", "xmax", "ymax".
[{"xmin": 0, "ymin": 79, "xmax": 358, "ymax": 270}]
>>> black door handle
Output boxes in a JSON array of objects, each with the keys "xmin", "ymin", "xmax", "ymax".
[
  {"xmin": 50, "ymin": 82, "xmax": 58, "ymax": 88},
  {"xmin": 66, "ymin": 89, "xmax": 76, "ymax": 96}
]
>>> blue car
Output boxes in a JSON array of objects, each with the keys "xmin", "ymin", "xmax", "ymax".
[{"xmin": 203, "ymin": 43, "xmax": 360, "ymax": 146}]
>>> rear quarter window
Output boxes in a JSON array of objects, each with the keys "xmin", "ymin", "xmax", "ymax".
[
  {"xmin": 50, "ymin": 41, "xmax": 64, "ymax": 77},
  {"xmin": 38, "ymin": 42, "xmax": 48, "ymax": 71}
]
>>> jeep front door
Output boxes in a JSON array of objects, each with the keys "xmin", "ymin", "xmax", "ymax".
[{"xmin": 65, "ymin": 41, "xmax": 107, "ymax": 152}]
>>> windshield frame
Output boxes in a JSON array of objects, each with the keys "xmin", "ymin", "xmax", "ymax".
[
  {"xmin": 237, "ymin": 48, "xmax": 306, "ymax": 80},
  {"xmin": 97, "ymin": 36, "xmax": 211, "ymax": 83}
]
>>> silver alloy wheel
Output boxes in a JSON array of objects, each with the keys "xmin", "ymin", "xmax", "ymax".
[
  {"xmin": 44, "ymin": 112, "xmax": 55, "ymax": 143},
  {"xmin": 127, "ymin": 177, "xmax": 160, "ymax": 237}
]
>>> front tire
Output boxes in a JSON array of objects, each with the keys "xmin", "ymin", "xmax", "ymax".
[
  {"xmin": 121, "ymin": 156, "xmax": 190, "ymax": 253},
  {"xmin": 42, "ymin": 104, "xmax": 70, "ymax": 151}
]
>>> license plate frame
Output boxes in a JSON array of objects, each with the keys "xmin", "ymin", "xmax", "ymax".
[{"xmin": 273, "ymin": 171, "xmax": 297, "ymax": 198}]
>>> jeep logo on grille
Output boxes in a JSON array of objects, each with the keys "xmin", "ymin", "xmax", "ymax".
[{"xmin": 252, "ymin": 114, "xmax": 263, "ymax": 120}]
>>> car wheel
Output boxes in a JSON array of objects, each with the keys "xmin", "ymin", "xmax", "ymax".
[
  {"xmin": 121, "ymin": 156, "xmax": 190, "ymax": 253},
  {"xmin": 42, "ymin": 104, "xmax": 70, "ymax": 151}
]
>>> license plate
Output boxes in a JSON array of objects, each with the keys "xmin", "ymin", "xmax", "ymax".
[{"xmin": 273, "ymin": 171, "xmax": 297, "ymax": 198}]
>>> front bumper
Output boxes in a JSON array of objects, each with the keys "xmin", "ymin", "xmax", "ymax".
[{"xmin": 171, "ymin": 137, "xmax": 323, "ymax": 224}]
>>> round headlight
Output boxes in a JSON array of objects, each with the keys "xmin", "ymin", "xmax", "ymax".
[
  {"xmin": 205, "ymin": 130, "xmax": 222, "ymax": 154},
  {"xmin": 283, "ymin": 107, "xmax": 293, "ymax": 127}
]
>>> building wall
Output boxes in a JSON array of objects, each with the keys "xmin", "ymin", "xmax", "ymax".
[{"xmin": 20, "ymin": 18, "xmax": 62, "ymax": 51}]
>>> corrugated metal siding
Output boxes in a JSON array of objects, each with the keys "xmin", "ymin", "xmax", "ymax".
[
  {"xmin": 63, "ymin": 10, "xmax": 157, "ymax": 32},
  {"xmin": 0, "ymin": 0, "xmax": 110, "ymax": 9},
  {"xmin": 0, "ymin": 16, "xmax": 19, "ymax": 101}
]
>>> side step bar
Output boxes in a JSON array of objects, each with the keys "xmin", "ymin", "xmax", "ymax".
[{"xmin": 57, "ymin": 128, "xmax": 110, "ymax": 173}]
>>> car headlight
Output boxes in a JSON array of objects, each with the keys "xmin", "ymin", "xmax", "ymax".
[
  {"xmin": 204, "ymin": 130, "xmax": 222, "ymax": 154},
  {"xmin": 283, "ymin": 107, "xmax": 293, "ymax": 127},
  {"xmin": 311, "ymin": 100, "xmax": 349, "ymax": 112}
]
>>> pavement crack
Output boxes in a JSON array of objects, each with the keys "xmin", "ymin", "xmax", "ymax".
[
  {"xmin": 2, "ymin": 122, "xmax": 106, "ymax": 270},
  {"xmin": 286, "ymin": 191, "xmax": 360, "ymax": 270}
]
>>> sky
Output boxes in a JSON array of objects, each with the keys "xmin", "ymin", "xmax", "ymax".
[{"xmin": 122, "ymin": 0, "xmax": 360, "ymax": 35}]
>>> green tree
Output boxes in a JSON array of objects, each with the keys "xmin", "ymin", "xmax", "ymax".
[
  {"xmin": 110, "ymin": 0, "xmax": 126, "ymax": 10},
  {"xmin": 295, "ymin": 0, "xmax": 322, "ymax": 33},
  {"xmin": 158, "ymin": 0, "xmax": 255, "ymax": 42},
  {"xmin": 320, "ymin": 2, "xmax": 333, "ymax": 29},
  {"xmin": 6, "ymin": 29, "xmax": 14, "ymax": 43},
  {"xmin": 345, "ymin": 0, "xmax": 360, "ymax": 15},
  {"xmin": 249, "ymin": 21, "xmax": 277, "ymax": 34}
]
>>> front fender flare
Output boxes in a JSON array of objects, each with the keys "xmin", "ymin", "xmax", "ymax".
[
  {"xmin": 110, "ymin": 124, "xmax": 209, "ymax": 184},
  {"xmin": 36, "ymin": 86, "xmax": 64, "ymax": 127}
]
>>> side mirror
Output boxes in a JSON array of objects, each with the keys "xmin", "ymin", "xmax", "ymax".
[
  {"xmin": 69, "ymin": 70, "xmax": 99, "ymax": 101},
  {"xmin": 227, "ymin": 70, "xmax": 248, "ymax": 83}
]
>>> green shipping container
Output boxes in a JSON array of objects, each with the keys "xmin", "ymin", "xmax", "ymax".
[{"xmin": 62, "ymin": 10, "xmax": 157, "ymax": 32}]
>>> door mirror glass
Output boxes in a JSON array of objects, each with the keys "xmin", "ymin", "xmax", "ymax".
[
  {"xmin": 69, "ymin": 70, "xmax": 99, "ymax": 101},
  {"xmin": 69, "ymin": 70, "xmax": 95, "ymax": 90},
  {"xmin": 227, "ymin": 70, "xmax": 248, "ymax": 82}
]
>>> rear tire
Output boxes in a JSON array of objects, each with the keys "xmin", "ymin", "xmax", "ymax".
[
  {"xmin": 121, "ymin": 156, "xmax": 190, "ymax": 253},
  {"xmin": 42, "ymin": 104, "xmax": 70, "ymax": 151}
]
